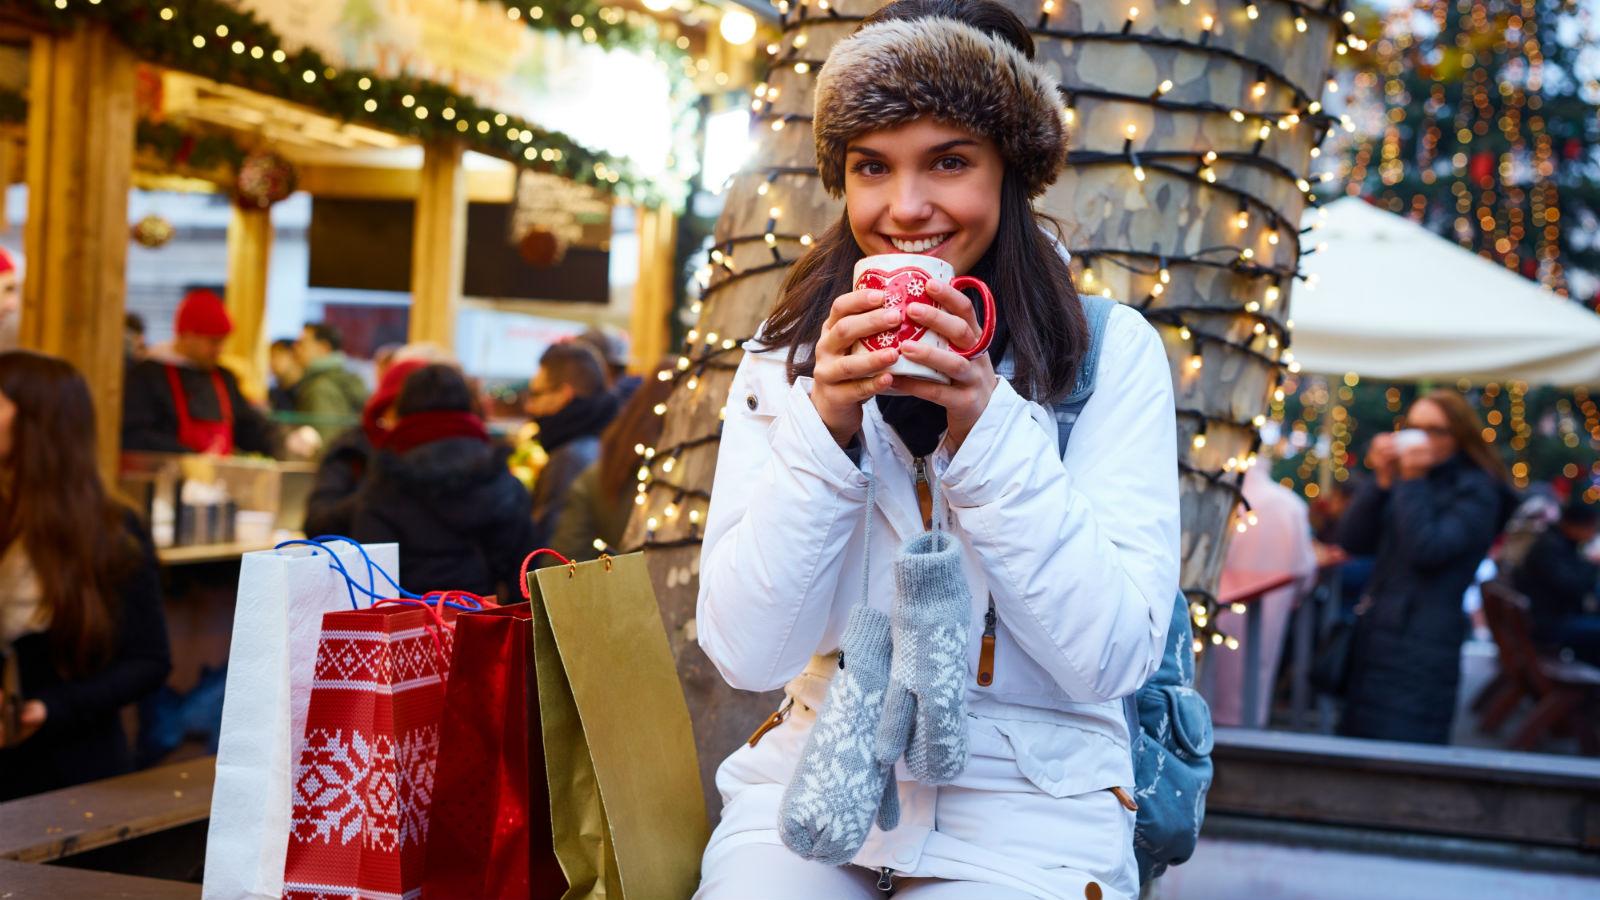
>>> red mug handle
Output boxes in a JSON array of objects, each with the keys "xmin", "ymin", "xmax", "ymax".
[{"xmin": 947, "ymin": 275, "xmax": 997, "ymax": 358}]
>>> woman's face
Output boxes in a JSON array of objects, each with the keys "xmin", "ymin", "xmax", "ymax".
[
  {"xmin": 0, "ymin": 388, "xmax": 13, "ymax": 464},
  {"xmin": 1404, "ymin": 398, "xmax": 1459, "ymax": 462},
  {"xmin": 844, "ymin": 118, "xmax": 1004, "ymax": 276}
]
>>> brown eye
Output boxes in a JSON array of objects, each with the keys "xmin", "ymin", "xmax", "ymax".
[{"xmin": 934, "ymin": 155, "xmax": 969, "ymax": 172}]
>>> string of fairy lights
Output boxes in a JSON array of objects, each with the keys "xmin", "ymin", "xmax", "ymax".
[
  {"xmin": 631, "ymin": 0, "xmax": 1351, "ymax": 653},
  {"xmin": 20, "ymin": 0, "xmax": 749, "ymax": 207}
]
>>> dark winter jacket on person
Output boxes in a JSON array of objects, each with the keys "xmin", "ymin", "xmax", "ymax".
[
  {"xmin": 122, "ymin": 357, "xmax": 278, "ymax": 456},
  {"xmin": 0, "ymin": 511, "xmax": 171, "ymax": 800},
  {"xmin": 1513, "ymin": 527, "xmax": 1599, "ymax": 642},
  {"xmin": 350, "ymin": 433, "xmax": 535, "ymax": 599},
  {"xmin": 302, "ymin": 427, "xmax": 373, "ymax": 539},
  {"xmin": 294, "ymin": 354, "xmax": 369, "ymax": 443},
  {"xmin": 530, "ymin": 393, "xmax": 618, "ymax": 548},
  {"xmin": 1336, "ymin": 454, "xmax": 1512, "ymax": 744},
  {"xmin": 547, "ymin": 462, "xmax": 633, "ymax": 562}
]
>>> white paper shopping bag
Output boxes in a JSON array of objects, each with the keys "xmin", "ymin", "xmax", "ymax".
[{"xmin": 201, "ymin": 541, "xmax": 399, "ymax": 900}]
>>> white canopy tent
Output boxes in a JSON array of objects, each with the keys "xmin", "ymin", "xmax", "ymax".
[{"xmin": 1290, "ymin": 197, "xmax": 1600, "ymax": 386}]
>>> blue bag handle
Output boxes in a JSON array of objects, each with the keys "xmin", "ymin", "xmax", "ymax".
[{"xmin": 275, "ymin": 536, "xmax": 497, "ymax": 612}]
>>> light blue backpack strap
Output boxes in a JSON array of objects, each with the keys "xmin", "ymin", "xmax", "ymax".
[{"xmin": 993, "ymin": 294, "xmax": 1117, "ymax": 457}]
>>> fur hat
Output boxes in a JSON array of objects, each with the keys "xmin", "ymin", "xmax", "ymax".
[{"xmin": 813, "ymin": 16, "xmax": 1066, "ymax": 198}]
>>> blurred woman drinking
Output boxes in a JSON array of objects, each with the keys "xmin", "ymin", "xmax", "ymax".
[{"xmin": 1338, "ymin": 390, "xmax": 1513, "ymax": 744}]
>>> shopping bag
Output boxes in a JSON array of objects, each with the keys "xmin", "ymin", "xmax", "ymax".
[
  {"xmin": 526, "ymin": 552, "xmax": 708, "ymax": 900},
  {"xmin": 202, "ymin": 541, "xmax": 399, "ymax": 900},
  {"xmin": 281, "ymin": 601, "xmax": 453, "ymax": 900},
  {"xmin": 422, "ymin": 602, "xmax": 565, "ymax": 899}
]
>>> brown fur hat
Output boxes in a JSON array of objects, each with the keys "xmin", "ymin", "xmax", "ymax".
[{"xmin": 812, "ymin": 15, "xmax": 1066, "ymax": 198}]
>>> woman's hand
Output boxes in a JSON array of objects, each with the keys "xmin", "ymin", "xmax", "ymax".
[
  {"xmin": 1366, "ymin": 433, "xmax": 1399, "ymax": 490},
  {"xmin": 892, "ymin": 281, "xmax": 998, "ymax": 451},
  {"xmin": 4, "ymin": 700, "xmax": 45, "ymax": 746},
  {"xmin": 1397, "ymin": 442, "xmax": 1437, "ymax": 481},
  {"xmin": 811, "ymin": 288, "xmax": 903, "ymax": 447}
]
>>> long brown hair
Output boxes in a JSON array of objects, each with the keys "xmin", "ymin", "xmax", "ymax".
[
  {"xmin": 0, "ymin": 351, "xmax": 137, "ymax": 675},
  {"xmin": 759, "ymin": 0, "xmax": 1088, "ymax": 403},
  {"xmin": 1413, "ymin": 389, "xmax": 1509, "ymax": 483},
  {"xmin": 596, "ymin": 365, "xmax": 676, "ymax": 504}
]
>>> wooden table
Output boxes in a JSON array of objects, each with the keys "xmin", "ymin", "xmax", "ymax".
[
  {"xmin": 0, "ymin": 758, "xmax": 214, "ymax": 864},
  {"xmin": 0, "ymin": 859, "xmax": 199, "ymax": 899},
  {"xmin": 157, "ymin": 539, "xmax": 282, "ymax": 567}
]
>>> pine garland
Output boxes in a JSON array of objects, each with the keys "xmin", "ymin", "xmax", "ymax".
[{"xmin": 10, "ymin": 0, "xmax": 690, "ymax": 207}]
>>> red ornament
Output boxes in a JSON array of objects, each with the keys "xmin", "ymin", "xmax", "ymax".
[
  {"xmin": 516, "ymin": 228, "xmax": 567, "ymax": 267},
  {"xmin": 235, "ymin": 150, "xmax": 297, "ymax": 209},
  {"xmin": 1564, "ymin": 138, "xmax": 1582, "ymax": 161},
  {"xmin": 1468, "ymin": 152, "xmax": 1493, "ymax": 185}
]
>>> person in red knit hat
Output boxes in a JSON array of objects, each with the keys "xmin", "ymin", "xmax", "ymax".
[
  {"xmin": 0, "ymin": 247, "xmax": 22, "ymax": 352},
  {"xmin": 121, "ymin": 289, "xmax": 277, "ymax": 456}
]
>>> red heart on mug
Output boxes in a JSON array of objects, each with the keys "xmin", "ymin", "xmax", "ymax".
[{"xmin": 856, "ymin": 266, "xmax": 933, "ymax": 352}]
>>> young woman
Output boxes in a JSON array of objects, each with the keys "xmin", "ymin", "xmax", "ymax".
[
  {"xmin": 1338, "ymin": 390, "xmax": 1513, "ymax": 744},
  {"xmin": 0, "ymin": 351, "xmax": 170, "ymax": 800},
  {"xmin": 693, "ymin": 2, "xmax": 1179, "ymax": 898}
]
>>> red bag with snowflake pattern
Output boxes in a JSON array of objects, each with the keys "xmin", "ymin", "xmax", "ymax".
[{"xmin": 282, "ymin": 602, "xmax": 453, "ymax": 900}]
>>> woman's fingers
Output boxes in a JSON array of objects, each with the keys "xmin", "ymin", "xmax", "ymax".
[
  {"xmin": 916, "ymin": 282, "xmax": 982, "ymax": 348},
  {"xmin": 824, "ymin": 289, "xmax": 887, "ymax": 331},
  {"xmin": 825, "ymin": 305, "xmax": 905, "ymax": 353},
  {"xmin": 815, "ymin": 346, "xmax": 901, "ymax": 384},
  {"xmin": 899, "ymin": 337, "xmax": 973, "ymax": 382}
]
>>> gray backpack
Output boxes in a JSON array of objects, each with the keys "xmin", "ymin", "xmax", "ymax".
[{"xmin": 996, "ymin": 295, "xmax": 1214, "ymax": 886}]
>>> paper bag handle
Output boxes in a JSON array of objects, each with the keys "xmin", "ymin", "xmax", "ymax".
[{"xmin": 519, "ymin": 548, "xmax": 577, "ymax": 599}]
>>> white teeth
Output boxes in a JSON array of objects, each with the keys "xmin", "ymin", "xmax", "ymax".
[{"xmin": 890, "ymin": 234, "xmax": 948, "ymax": 253}]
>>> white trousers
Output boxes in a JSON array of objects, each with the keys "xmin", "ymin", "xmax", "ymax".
[{"xmin": 693, "ymin": 842, "xmax": 1040, "ymax": 900}]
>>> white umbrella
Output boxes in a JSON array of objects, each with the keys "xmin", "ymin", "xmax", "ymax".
[{"xmin": 1291, "ymin": 196, "xmax": 1600, "ymax": 386}]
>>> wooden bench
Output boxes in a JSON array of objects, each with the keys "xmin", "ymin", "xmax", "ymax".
[
  {"xmin": 0, "ymin": 756, "xmax": 214, "ymax": 864},
  {"xmin": 0, "ymin": 858, "xmax": 200, "ymax": 899}
]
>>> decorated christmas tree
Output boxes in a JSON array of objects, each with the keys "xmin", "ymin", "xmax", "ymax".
[{"xmin": 1343, "ymin": 0, "xmax": 1600, "ymax": 302}]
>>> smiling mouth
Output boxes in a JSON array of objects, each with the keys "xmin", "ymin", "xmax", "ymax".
[{"xmin": 887, "ymin": 233, "xmax": 951, "ymax": 254}]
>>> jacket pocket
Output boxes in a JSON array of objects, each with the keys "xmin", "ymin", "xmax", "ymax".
[{"xmin": 988, "ymin": 717, "xmax": 1132, "ymax": 799}]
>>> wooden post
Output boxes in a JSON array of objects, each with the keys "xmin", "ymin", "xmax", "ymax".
[
  {"xmin": 409, "ymin": 140, "xmax": 467, "ymax": 352},
  {"xmin": 630, "ymin": 203, "xmax": 676, "ymax": 373},
  {"xmin": 223, "ymin": 205, "xmax": 273, "ymax": 402},
  {"xmin": 20, "ymin": 24, "xmax": 136, "ymax": 478}
]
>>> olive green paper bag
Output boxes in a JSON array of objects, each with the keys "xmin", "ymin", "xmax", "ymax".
[{"xmin": 528, "ymin": 553, "xmax": 708, "ymax": 900}]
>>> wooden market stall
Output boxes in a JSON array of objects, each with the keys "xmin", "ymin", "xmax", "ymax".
[{"xmin": 0, "ymin": 2, "xmax": 766, "ymax": 890}]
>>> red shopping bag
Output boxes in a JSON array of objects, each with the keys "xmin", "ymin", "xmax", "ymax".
[
  {"xmin": 282, "ymin": 602, "xmax": 454, "ymax": 900},
  {"xmin": 421, "ymin": 603, "xmax": 565, "ymax": 899}
]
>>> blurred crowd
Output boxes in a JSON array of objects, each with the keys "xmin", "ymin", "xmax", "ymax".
[{"xmin": 1, "ymin": 303, "xmax": 672, "ymax": 799}]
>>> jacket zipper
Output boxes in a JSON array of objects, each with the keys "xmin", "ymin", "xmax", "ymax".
[{"xmin": 877, "ymin": 867, "xmax": 896, "ymax": 892}]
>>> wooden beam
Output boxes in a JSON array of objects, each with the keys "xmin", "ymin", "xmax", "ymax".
[
  {"xmin": 222, "ymin": 205, "xmax": 272, "ymax": 402},
  {"xmin": 630, "ymin": 203, "xmax": 676, "ymax": 374},
  {"xmin": 297, "ymin": 162, "xmax": 515, "ymax": 203},
  {"xmin": 19, "ymin": 23, "xmax": 135, "ymax": 478},
  {"xmin": 408, "ymin": 141, "xmax": 467, "ymax": 351}
]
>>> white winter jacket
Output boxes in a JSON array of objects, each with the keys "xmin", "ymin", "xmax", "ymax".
[{"xmin": 695, "ymin": 302, "xmax": 1180, "ymax": 900}]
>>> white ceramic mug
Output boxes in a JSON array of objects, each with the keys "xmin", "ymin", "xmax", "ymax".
[{"xmin": 851, "ymin": 253, "xmax": 996, "ymax": 384}]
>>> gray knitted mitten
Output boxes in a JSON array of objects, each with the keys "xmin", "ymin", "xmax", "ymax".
[
  {"xmin": 878, "ymin": 529, "xmax": 972, "ymax": 784},
  {"xmin": 779, "ymin": 604, "xmax": 899, "ymax": 865}
]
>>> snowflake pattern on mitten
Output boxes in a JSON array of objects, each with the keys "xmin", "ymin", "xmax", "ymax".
[
  {"xmin": 888, "ymin": 529, "xmax": 972, "ymax": 784},
  {"xmin": 779, "ymin": 604, "xmax": 898, "ymax": 865}
]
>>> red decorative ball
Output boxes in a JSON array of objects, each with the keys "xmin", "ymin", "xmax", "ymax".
[{"xmin": 235, "ymin": 150, "xmax": 297, "ymax": 209}]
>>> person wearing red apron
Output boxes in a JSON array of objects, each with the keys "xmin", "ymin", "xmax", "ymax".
[
  {"xmin": 163, "ymin": 364, "xmax": 235, "ymax": 455},
  {"xmin": 122, "ymin": 289, "xmax": 276, "ymax": 457}
]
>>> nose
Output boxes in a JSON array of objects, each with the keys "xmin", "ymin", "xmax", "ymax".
[{"xmin": 887, "ymin": 171, "xmax": 933, "ymax": 227}]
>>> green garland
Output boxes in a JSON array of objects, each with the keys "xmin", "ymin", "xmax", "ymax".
[
  {"xmin": 0, "ymin": 87, "xmax": 253, "ymax": 178},
  {"xmin": 11, "ymin": 0, "xmax": 689, "ymax": 208}
]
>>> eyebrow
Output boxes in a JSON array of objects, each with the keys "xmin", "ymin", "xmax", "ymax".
[{"xmin": 845, "ymin": 138, "xmax": 979, "ymax": 157}]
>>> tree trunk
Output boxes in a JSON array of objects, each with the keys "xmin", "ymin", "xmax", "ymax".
[{"xmin": 628, "ymin": 0, "xmax": 1347, "ymax": 819}]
